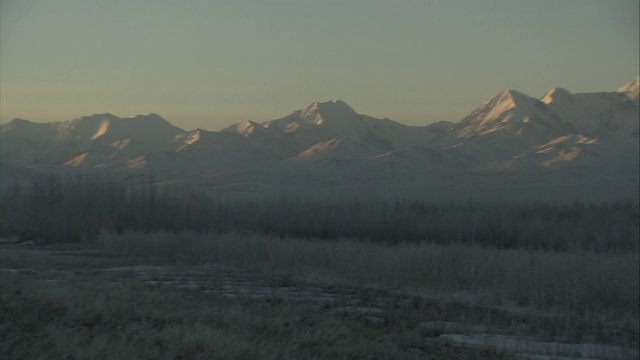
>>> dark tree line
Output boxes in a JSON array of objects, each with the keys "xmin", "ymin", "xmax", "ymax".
[{"xmin": 0, "ymin": 174, "xmax": 638, "ymax": 252}]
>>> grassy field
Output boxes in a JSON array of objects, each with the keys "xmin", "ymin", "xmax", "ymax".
[
  {"xmin": 2, "ymin": 232, "xmax": 638, "ymax": 359},
  {"xmin": 97, "ymin": 232, "xmax": 639, "ymax": 319},
  {"xmin": 0, "ymin": 244, "xmax": 512, "ymax": 360}
]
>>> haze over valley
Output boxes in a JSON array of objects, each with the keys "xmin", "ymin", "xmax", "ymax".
[{"xmin": 2, "ymin": 2, "xmax": 639, "ymax": 359}]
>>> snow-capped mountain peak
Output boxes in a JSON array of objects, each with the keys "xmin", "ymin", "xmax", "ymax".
[
  {"xmin": 0, "ymin": 113, "xmax": 185, "ymax": 168},
  {"xmin": 258, "ymin": 100, "xmax": 364, "ymax": 141},
  {"xmin": 218, "ymin": 99, "xmax": 446, "ymax": 160},
  {"xmin": 296, "ymin": 100, "xmax": 359, "ymax": 126},
  {"xmin": 617, "ymin": 76, "xmax": 639, "ymax": 105},
  {"xmin": 448, "ymin": 89, "xmax": 565, "ymax": 141},
  {"xmin": 225, "ymin": 120, "xmax": 263, "ymax": 137},
  {"xmin": 485, "ymin": 89, "xmax": 537, "ymax": 110},
  {"xmin": 2, "ymin": 80, "xmax": 638, "ymax": 202},
  {"xmin": 300, "ymin": 99, "xmax": 353, "ymax": 115}
]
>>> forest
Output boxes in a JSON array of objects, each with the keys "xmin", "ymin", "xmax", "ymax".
[{"xmin": 1, "ymin": 174, "xmax": 638, "ymax": 253}]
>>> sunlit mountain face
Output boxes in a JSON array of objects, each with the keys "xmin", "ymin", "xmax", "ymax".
[{"xmin": 1, "ymin": 78, "xmax": 638, "ymax": 202}]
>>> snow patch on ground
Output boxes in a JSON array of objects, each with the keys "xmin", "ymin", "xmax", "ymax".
[{"xmin": 439, "ymin": 333, "xmax": 638, "ymax": 360}]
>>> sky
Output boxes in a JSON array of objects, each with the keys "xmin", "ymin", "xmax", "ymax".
[{"xmin": 1, "ymin": 0, "xmax": 638, "ymax": 131}]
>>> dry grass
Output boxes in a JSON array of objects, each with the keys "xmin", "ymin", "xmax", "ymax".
[
  {"xmin": 3, "ymin": 230, "xmax": 637, "ymax": 359},
  {"xmin": 96, "ymin": 231, "xmax": 640, "ymax": 318},
  {"xmin": 0, "ymin": 247, "xmax": 512, "ymax": 360},
  {"xmin": 88, "ymin": 231, "xmax": 640, "ymax": 351}
]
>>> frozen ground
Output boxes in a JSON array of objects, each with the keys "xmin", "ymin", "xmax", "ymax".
[{"xmin": 1, "ymin": 244, "xmax": 637, "ymax": 359}]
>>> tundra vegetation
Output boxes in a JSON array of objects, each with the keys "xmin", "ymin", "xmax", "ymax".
[{"xmin": 1, "ymin": 175, "xmax": 638, "ymax": 359}]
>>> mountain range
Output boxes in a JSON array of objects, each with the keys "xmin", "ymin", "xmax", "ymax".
[{"xmin": 1, "ymin": 77, "xmax": 638, "ymax": 202}]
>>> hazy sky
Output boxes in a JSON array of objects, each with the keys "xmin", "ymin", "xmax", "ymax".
[{"xmin": 1, "ymin": 0, "xmax": 638, "ymax": 130}]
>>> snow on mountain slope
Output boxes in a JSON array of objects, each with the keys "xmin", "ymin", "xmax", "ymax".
[
  {"xmin": 1, "ymin": 78, "xmax": 638, "ymax": 201},
  {"xmin": 175, "ymin": 129, "xmax": 256, "ymax": 153},
  {"xmin": 223, "ymin": 100, "xmax": 444, "ymax": 160},
  {"xmin": 437, "ymin": 89, "xmax": 576, "ymax": 161},
  {"xmin": 64, "ymin": 113, "xmax": 184, "ymax": 167},
  {"xmin": 223, "ymin": 100, "xmax": 358, "ymax": 157},
  {"xmin": 424, "ymin": 78, "xmax": 638, "ymax": 179},
  {"xmin": 42, "ymin": 113, "xmax": 183, "ymax": 148},
  {"xmin": 0, "ymin": 113, "xmax": 183, "ymax": 168},
  {"xmin": 542, "ymin": 87, "xmax": 639, "ymax": 138},
  {"xmin": 289, "ymin": 138, "xmax": 374, "ymax": 161},
  {"xmin": 149, "ymin": 128, "xmax": 285, "ymax": 175},
  {"xmin": 618, "ymin": 76, "xmax": 639, "ymax": 105},
  {"xmin": 533, "ymin": 135, "xmax": 639, "ymax": 173},
  {"xmin": 221, "ymin": 120, "xmax": 299, "ymax": 158}
]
